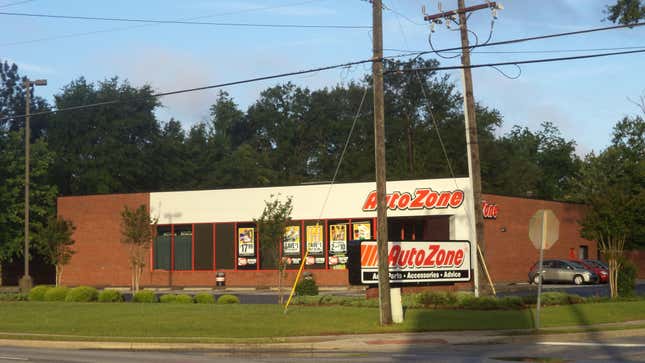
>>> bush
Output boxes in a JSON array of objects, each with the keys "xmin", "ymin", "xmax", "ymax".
[
  {"xmin": 44, "ymin": 286, "xmax": 69, "ymax": 301},
  {"xmin": 0, "ymin": 293, "xmax": 28, "ymax": 301},
  {"xmin": 98, "ymin": 289, "xmax": 123, "ymax": 302},
  {"xmin": 65, "ymin": 286, "xmax": 98, "ymax": 302},
  {"xmin": 217, "ymin": 294, "xmax": 240, "ymax": 304},
  {"xmin": 618, "ymin": 259, "xmax": 637, "ymax": 297},
  {"xmin": 498, "ymin": 296, "xmax": 524, "ymax": 310},
  {"xmin": 132, "ymin": 290, "xmax": 157, "ymax": 303},
  {"xmin": 459, "ymin": 295, "xmax": 499, "ymax": 310},
  {"xmin": 416, "ymin": 291, "xmax": 458, "ymax": 308},
  {"xmin": 28, "ymin": 285, "xmax": 52, "ymax": 301},
  {"xmin": 194, "ymin": 293, "xmax": 215, "ymax": 304},
  {"xmin": 159, "ymin": 294, "xmax": 177, "ymax": 303},
  {"xmin": 175, "ymin": 294, "xmax": 194, "ymax": 304},
  {"xmin": 295, "ymin": 278, "xmax": 318, "ymax": 296}
]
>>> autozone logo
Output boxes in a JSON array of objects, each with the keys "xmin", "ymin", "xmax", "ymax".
[
  {"xmin": 362, "ymin": 188, "xmax": 465, "ymax": 211},
  {"xmin": 482, "ymin": 200, "xmax": 499, "ymax": 219},
  {"xmin": 361, "ymin": 242, "xmax": 467, "ymax": 269}
]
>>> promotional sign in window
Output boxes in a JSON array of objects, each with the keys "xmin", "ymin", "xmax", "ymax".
[
  {"xmin": 305, "ymin": 224, "xmax": 324, "ymax": 265},
  {"xmin": 358, "ymin": 240, "xmax": 471, "ymax": 284},
  {"xmin": 282, "ymin": 225, "xmax": 302, "ymax": 266},
  {"xmin": 328, "ymin": 223, "xmax": 348, "ymax": 269},
  {"xmin": 352, "ymin": 221, "xmax": 371, "ymax": 240},
  {"xmin": 238, "ymin": 227, "xmax": 255, "ymax": 257}
]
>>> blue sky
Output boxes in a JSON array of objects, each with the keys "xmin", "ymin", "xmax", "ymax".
[{"xmin": 2, "ymin": 0, "xmax": 643, "ymax": 155}]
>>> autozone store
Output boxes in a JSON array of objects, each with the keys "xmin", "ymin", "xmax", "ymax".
[{"xmin": 57, "ymin": 178, "xmax": 596, "ymax": 288}]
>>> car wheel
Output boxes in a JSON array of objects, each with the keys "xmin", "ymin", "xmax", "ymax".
[
  {"xmin": 533, "ymin": 275, "xmax": 541, "ymax": 285},
  {"xmin": 573, "ymin": 275, "xmax": 583, "ymax": 285}
]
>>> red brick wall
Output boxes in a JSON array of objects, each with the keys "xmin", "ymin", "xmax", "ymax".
[
  {"xmin": 58, "ymin": 193, "xmax": 150, "ymax": 287},
  {"xmin": 482, "ymin": 194, "xmax": 595, "ymax": 283},
  {"xmin": 625, "ymin": 250, "xmax": 645, "ymax": 278}
]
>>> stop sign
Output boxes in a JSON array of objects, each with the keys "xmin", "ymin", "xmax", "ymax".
[{"xmin": 529, "ymin": 209, "xmax": 559, "ymax": 250}]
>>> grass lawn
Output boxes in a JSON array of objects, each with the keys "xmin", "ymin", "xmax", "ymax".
[{"xmin": 0, "ymin": 301, "xmax": 643, "ymax": 342}]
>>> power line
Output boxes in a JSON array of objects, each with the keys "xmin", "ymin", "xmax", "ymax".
[
  {"xmin": 384, "ymin": 45, "xmax": 645, "ymax": 54},
  {"xmin": 388, "ymin": 48, "xmax": 645, "ymax": 74},
  {"xmin": 3, "ymin": 23, "xmax": 645, "ymax": 122},
  {"xmin": 0, "ymin": 0, "xmax": 34, "ymax": 9},
  {"xmin": 0, "ymin": 0, "xmax": 328, "ymax": 47},
  {"xmin": 0, "ymin": 11, "xmax": 370, "ymax": 29}
]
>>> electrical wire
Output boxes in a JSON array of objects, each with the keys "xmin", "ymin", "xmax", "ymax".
[
  {"xmin": 3, "ymin": 23, "xmax": 645, "ymax": 122},
  {"xmin": 489, "ymin": 64, "xmax": 522, "ymax": 80},
  {"xmin": 389, "ymin": 48, "xmax": 645, "ymax": 74},
  {"xmin": 0, "ymin": 11, "xmax": 370, "ymax": 29},
  {"xmin": 384, "ymin": 45, "xmax": 645, "ymax": 54},
  {"xmin": 0, "ymin": 0, "xmax": 34, "ymax": 9}
]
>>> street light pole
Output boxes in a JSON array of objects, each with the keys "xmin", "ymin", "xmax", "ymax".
[{"xmin": 19, "ymin": 78, "xmax": 46, "ymax": 293}]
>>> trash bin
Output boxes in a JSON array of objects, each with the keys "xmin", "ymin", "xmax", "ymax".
[{"xmin": 216, "ymin": 272, "xmax": 226, "ymax": 287}]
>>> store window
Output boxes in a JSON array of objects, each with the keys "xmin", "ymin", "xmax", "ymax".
[
  {"xmin": 579, "ymin": 245, "xmax": 589, "ymax": 260},
  {"xmin": 282, "ymin": 224, "xmax": 302, "ymax": 270},
  {"xmin": 215, "ymin": 223, "xmax": 235, "ymax": 269},
  {"xmin": 173, "ymin": 225, "xmax": 192, "ymax": 271},
  {"xmin": 237, "ymin": 224, "xmax": 257, "ymax": 270},
  {"xmin": 328, "ymin": 221, "xmax": 349, "ymax": 270},
  {"xmin": 154, "ymin": 226, "xmax": 172, "ymax": 270},
  {"xmin": 305, "ymin": 221, "xmax": 325, "ymax": 269},
  {"xmin": 194, "ymin": 224, "xmax": 213, "ymax": 270}
]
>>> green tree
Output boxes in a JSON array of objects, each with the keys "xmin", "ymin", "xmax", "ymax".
[
  {"xmin": 34, "ymin": 216, "xmax": 75, "ymax": 286},
  {"xmin": 0, "ymin": 130, "xmax": 57, "ymax": 284},
  {"xmin": 605, "ymin": 0, "xmax": 645, "ymax": 24},
  {"xmin": 576, "ymin": 117, "xmax": 644, "ymax": 297},
  {"xmin": 120, "ymin": 204, "xmax": 157, "ymax": 292},
  {"xmin": 255, "ymin": 195, "xmax": 293, "ymax": 304},
  {"xmin": 47, "ymin": 77, "xmax": 160, "ymax": 195}
]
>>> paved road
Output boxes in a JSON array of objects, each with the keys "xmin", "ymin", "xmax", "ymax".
[{"xmin": 1, "ymin": 335, "xmax": 644, "ymax": 362}]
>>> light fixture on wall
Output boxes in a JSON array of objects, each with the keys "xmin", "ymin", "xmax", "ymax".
[{"xmin": 500, "ymin": 227, "xmax": 507, "ymax": 232}]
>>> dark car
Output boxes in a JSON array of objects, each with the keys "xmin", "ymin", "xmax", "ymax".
[
  {"xmin": 584, "ymin": 259, "xmax": 609, "ymax": 270},
  {"xmin": 573, "ymin": 259, "xmax": 608, "ymax": 283},
  {"xmin": 529, "ymin": 259, "xmax": 598, "ymax": 285}
]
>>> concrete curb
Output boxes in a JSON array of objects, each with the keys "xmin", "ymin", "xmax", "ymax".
[{"xmin": 0, "ymin": 327, "xmax": 643, "ymax": 352}]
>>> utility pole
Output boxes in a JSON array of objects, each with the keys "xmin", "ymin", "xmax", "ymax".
[
  {"xmin": 19, "ymin": 78, "xmax": 47, "ymax": 293},
  {"xmin": 424, "ymin": 1, "xmax": 500, "ymax": 296},
  {"xmin": 372, "ymin": 0, "xmax": 392, "ymax": 325}
]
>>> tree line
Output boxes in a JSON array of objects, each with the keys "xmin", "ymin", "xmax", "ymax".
[{"xmin": 1, "ymin": 55, "xmax": 643, "ymax": 275}]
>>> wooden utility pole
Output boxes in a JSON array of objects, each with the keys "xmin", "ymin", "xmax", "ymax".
[
  {"xmin": 424, "ymin": 1, "xmax": 499, "ymax": 296},
  {"xmin": 372, "ymin": 0, "xmax": 392, "ymax": 325}
]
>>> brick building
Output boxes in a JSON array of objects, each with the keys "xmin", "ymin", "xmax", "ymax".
[{"xmin": 57, "ymin": 178, "xmax": 597, "ymax": 288}]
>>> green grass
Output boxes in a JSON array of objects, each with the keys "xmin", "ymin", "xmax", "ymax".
[{"xmin": 0, "ymin": 300, "xmax": 642, "ymax": 342}]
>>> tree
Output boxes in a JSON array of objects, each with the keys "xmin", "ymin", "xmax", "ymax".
[
  {"xmin": 606, "ymin": 0, "xmax": 645, "ymax": 24},
  {"xmin": 47, "ymin": 77, "xmax": 160, "ymax": 195},
  {"xmin": 255, "ymin": 195, "xmax": 293, "ymax": 304},
  {"xmin": 0, "ymin": 130, "xmax": 57, "ymax": 285},
  {"xmin": 120, "ymin": 204, "xmax": 157, "ymax": 292},
  {"xmin": 34, "ymin": 216, "xmax": 75, "ymax": 286},
  {"xmin": 576, "ymin": 117, "xmax": 644, "ymax": 297}
]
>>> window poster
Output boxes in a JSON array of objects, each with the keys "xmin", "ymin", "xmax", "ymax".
[
  {"xmin": 352, "ymin": 221, "xmax": 371, "ymax": 240},
  {"xmin": 283, "ymin": 226, "xmax": 301, "ymax": 255},
  {"xmin": 238, "ymin": 227, "xmax": 255, "ymax": 256},
  {"xmin": 306, "ymin": 224, "xmax": 324, "ymax": 255},
  {"xmin": 329, "ymin": 223, "xmax": 348, "ymax": 269},
  {"xmin": 329, "ymin": 224, "xmax": 347, "ymax": 254}
]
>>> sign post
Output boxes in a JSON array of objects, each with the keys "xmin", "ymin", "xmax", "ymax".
[{"xmin": 528, "ymin": 209, "xmax": 559, "ymax": 330}]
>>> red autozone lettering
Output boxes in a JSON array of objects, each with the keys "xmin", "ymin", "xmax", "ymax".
[
  {"xmin": 482, "ymin": 200, "xmax": 499, "ymax": 219},
  {"xmin": 362, "ymin": 188, "xmax": 465, "ymax": 211},
  {"xmin": 385, "ymin": 244, "xmax": 465, "ymax": 268}
]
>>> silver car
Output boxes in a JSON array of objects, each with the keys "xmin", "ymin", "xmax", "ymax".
[{"xmin": 528, "ymin": 259, "xmax": 598, "ymax": 285}]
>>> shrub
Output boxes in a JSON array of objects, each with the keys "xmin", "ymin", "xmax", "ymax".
[
  {"xmin": 98, "ymin": 289, "xmax": 123, "ymax": 302},
  {"xmin": 44, "ymin": 286, "xmax": 69, "ymax": 301},
  {"xmin": 194, "ymin": 293, "xmax": 215, "ymax": 304},
  {"xmin": 295, "ymin": 278, "xmax": 318, "ymax": 296},
  {"xmin": 132, "ymin": 290, "xmax": 157, "ymax": 303},
  {"xmin": 416, "ymin": 291, "xmax": 458, "ymax": 308},
  {"xmin": 175, "ymin": 294, "xmax": 194, "ymax": 304},
  {"xmin": 498, "ymin": 296, "xmax": 524, "ymax": 310},
  {"xmin": 28, "ymin": 285, "xmax": 52, "ymax": 301},
  {"xmin": 217, "ymin": 294, "xmax": 240, "ymax": 304},
  {"xmin": 65, "ymin": 286, "xmax": 98, "ymax": 302},
  {"xmin": 0, "ymin": 293, "xmax": 28, "ymax": 301},
  {"xmin": 459, "ymin": 295, "xmax": 499, "ymax": 310},
  {"xmin": 618, "ymin": 259, "xmax": 637, "ymax": 297},
  {"xmin": 159, "ymin": 294, "xmax": 177, "ymax": 303}
]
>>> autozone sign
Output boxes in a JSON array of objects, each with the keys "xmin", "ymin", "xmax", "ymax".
[
  {"xmin": 362, "ymin": 188, "xmax": 465, "ymax": 211},
  {"xmin": 359, "ymin": 241, "xmax": 471, "ymax": 284}
]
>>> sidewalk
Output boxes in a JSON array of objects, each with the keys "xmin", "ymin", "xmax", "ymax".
[{"xmin": 0, "ymin": 320, "xmax": 643, "ymax": 352}]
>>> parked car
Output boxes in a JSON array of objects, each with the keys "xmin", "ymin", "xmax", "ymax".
[
  {"xmin": 584, "ymin": 259, "xmax": 609, "ymax": 270},
  {"xmin": 528, "ymin": 259, "xmax": 598, "ymax": 285},
  {"xmin": 572, "ymin": 259, "xmax": 608, "ymax": 283}
]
